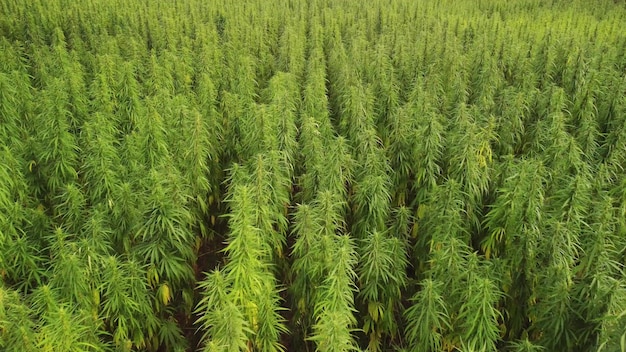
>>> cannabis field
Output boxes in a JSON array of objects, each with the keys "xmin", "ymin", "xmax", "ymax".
[{"xmin": 1, "ymin": 0, "xmax": 626, "ymax": 351}]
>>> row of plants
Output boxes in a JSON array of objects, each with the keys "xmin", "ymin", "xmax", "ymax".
[{"xmin": 1, "ymin": 0, "xmax": 625, "ymax": 350}]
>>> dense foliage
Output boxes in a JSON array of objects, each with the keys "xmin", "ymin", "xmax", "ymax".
[{"xmin": 1, "ymin": 0, "xmax": 626, "ymax": 351}]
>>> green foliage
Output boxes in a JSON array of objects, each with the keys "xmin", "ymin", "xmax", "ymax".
[
  {"xmin": 310, "ymin": 235, "xmax": 359, "ymax": 352},
  {"xmin": 1, "ymin": 0, "xmax": 625, "ymax": 351},
  {"xmin": 404, "ymin": 279, "xmax": 450, "ymax": 352}
]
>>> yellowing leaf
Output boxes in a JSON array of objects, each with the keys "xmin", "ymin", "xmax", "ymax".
[
  {"xmin": 369, "ymin": 303, "xmax": 378, "ymax": 322},
  {"xmin": 297, "ymin": 298, "xmax": 306, "ymax": 313},
  {"xmin": 147, "ymin": 266, "xmax": 159, "ymax": 288},
  {"xmin": 159, "ymin": 283, "xmax": 171, "ymax": 305},
  {"xmin": 417, "ymin": 204, "xmax": 428, "ymax": 219}
]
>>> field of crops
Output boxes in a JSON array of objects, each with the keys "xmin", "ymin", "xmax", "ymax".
[{"xmin": 1, "ymin": 0, "xmax": 626, "ymax": 351}]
